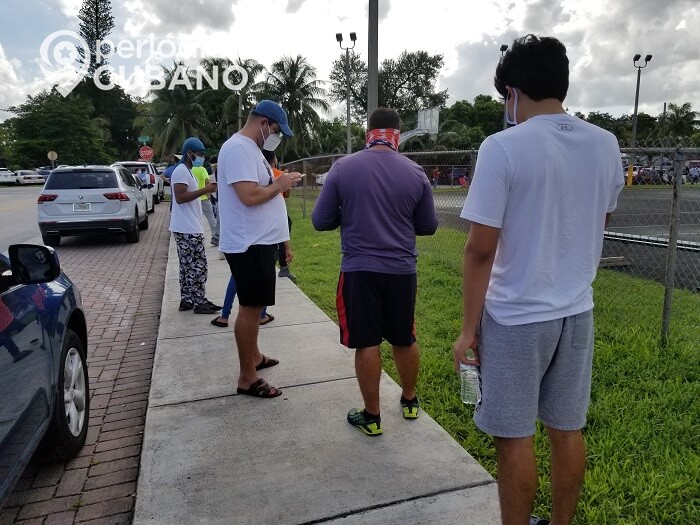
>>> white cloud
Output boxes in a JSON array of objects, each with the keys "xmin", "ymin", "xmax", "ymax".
[
  {"xmin": 56, "ymin": 0, "xmax": 82, "ymax": 18},
  {"xmin": 2, "ymin": 0, "xmax": 699, "ymax": 122}
]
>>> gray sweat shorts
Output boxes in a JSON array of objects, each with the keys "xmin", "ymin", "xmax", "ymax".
[{"xmin": 474, "ymin": 309, "xmax": 594, "ymax": 438}]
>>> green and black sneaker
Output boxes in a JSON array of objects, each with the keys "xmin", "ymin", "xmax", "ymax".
[
  {"xmin": 400, "ymin": 395, "xmax": 420, "ymax": 419},
  {"xmin": 347, "ymin": 408, "xmax": 382, "ymax": 436}
]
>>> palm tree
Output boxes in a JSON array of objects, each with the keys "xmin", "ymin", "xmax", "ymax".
[
  {"xmin": 198, "ymin": 57, "xmax": 265, "ymax": 138},
  {"xmin": 138, "ymin": 63, "xmax": 212, "ymax": 157},
  {"xmin": 665, "ymin": 103, "xmax": 697, "ymax": 138},
  {"xmin": 263, "ymin": 55, "xmax": 329, "ymax": 160}
]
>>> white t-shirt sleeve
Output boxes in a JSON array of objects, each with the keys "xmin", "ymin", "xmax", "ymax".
[
  {"xmin": 461, "ymin": 137, "xmax": 509, "ymax": 228},
  {"xmin": 607, "ymin": 148, "xmax": 624, "ymax": 213},
  {"xmin": 220, "ymin": 143, "xmax": 260, "ymax": 186},
  {"xmin": 171, "ymin": 164, "xmax": 190, "ymax": 186}
]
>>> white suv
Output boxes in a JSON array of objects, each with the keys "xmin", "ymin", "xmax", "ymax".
[
  {"xmin": 38, "ymin": 166, "xmax": 148, "ymax": 246},
  {"xmin": 113, "ymin": 161, "xmax": 164, "ymax": 205}
]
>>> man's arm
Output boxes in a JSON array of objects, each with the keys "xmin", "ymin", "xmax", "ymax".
[
  {"xmin": 453, "ymin": 222, "xmax": 500, "ymax": 369},
  {"xmin": 233, "ymin": 171, "xmax": 301, "ymax": 207},
  {"xmin": 414, "ymin": 184, "xmax": 439, "ymax": 235},
  {"xmin": 174, "ymin": 182, "xmax": 217, "ymax": 204},
  {"xmin": 311, "ymin": 171, "xmax": 341, "ymax": 231}
]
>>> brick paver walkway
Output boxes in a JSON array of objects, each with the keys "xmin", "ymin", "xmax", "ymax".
[{"xmin": 0, "ymin": 204, "xmax": 170, "ymax": 525}]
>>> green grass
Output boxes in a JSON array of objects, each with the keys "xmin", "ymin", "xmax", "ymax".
[{"xmin": 286, "ymin": 194, "xmax": 699, "ymax": 524}]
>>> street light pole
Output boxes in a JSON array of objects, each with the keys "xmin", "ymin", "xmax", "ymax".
[
  {"xmin": 627, "ymin": 53, "xmax": 652, "ymax": 186},
  {"xmin": 337, "ymin": 32, "xmax": 356, "ymax": 155},
  {"xmin": 499, "ymin": 44, "xmax": 509, "ymax": 130}
]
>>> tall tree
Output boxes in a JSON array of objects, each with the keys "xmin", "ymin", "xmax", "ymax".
[
  {"xmin": 138, "ymin": 63, "xmax": 212, "ymax": 158},
  {"xmin": 197, "ymin": 57, "xmax": 264, "ymax": 143},
  {"xmin": 664, "ymin": 103, "xmax": 697, "ymax": 138},
  {"xmin": 263, "ymin": 55, "xmax": 329, "ymax": 160},
  {"xmin": 330, "ymin": 50, "xmax": 448, "ymax": 123},
  {"xmin": 77, "ymin": 0, "xmax": 115, "ymax": 75},
  {"xmin": 71, "ymin": 78, "xmax": 139, "ymax": 160},
  {"xmin": 9, "ymin": 90, "xmax": 111, "ymax": 167}
]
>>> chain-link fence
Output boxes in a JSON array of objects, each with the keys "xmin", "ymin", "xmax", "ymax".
[{"xmin": 283, "ymin": 140, "xmax": 700, "ymax": 344}]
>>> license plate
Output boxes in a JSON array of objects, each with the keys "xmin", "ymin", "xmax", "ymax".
[{"xmin": 73, "ymin": 202, "xmax": 91, "ymax": 212}]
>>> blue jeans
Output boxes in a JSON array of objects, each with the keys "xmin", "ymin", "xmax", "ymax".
[{"xmin": 222, "ymin": 276, "xmax": 268, "ymax": 320}]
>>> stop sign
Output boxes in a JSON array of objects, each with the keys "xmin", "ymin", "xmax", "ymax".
[{"xmin": 139, "ymin": 146, "xmax": 154, "ymax": 161}]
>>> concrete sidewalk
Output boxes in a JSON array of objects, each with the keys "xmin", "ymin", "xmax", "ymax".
[{"xmin": 133, "ymin": 238, "xmax": 500, "ymax": 525}]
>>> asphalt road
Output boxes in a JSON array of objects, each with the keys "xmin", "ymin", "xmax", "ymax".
[
  {"xmin": 431, "ymin": 186, "xmax": 700, "ymax": 291},
  {"xmin": 0, "ymin": 185, "xmax": 44, "ymax": 253}
]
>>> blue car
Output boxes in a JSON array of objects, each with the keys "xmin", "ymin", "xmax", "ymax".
[{"xmin": 0, "ymin": 245, "xmax": 89, "ymax": 503}]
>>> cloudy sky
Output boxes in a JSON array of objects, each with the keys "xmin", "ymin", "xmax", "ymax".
[{"xmin": 1, "ymin": 0, "xmax": 698, "ymax": 123}]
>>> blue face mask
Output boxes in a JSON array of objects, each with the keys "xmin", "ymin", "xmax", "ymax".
[{"xmin": 192, "ymin": 155, "xmax": 205, "ymax": 168}]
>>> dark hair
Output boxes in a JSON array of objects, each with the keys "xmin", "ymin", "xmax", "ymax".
[
  {"xmin": 261, "ymin": 149, "xmax": 277, "ymax": 165},
  {"xmin": 368, "ymin": 107, "xmax": 401, "ymax": 130},
  {"xmin": 495, "ymin": 35, "xmax": 569, "ymax": 102},
  {"xmin": 249, "ymin": 112, "xmax": 278, "ymax": 128},
  {"xmin": 209, "ymin": 155, "xmax": 218, "ymax": 164}
]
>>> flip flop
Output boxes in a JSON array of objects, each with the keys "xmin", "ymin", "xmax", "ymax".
[
  {"xmin": 236, "ymin": 378, "xmax": 282, "ymax": 398},
  {"xmin": 259, "ymin": 313, "xmax": 275, "ymax": 325},
  {"xmin": 255, "ymin": 354, "xmax": 279, "ymax": 371},
  {"xmin": 210, "ymin": 316, "xmax": 228, "ymax": 327}
]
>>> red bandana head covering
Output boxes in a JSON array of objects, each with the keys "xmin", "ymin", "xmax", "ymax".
[{"xmin": 365, "ymin": 128, "xmax": 400, "ymax": 151}]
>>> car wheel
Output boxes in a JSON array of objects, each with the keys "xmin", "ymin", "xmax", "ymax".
[
  {"xmin": 42, "ymin": 233, "xmax": 60, "ymax": 247},
  {"xmin": 139, "ymin": 212, "xmax": 149, "ymax": 230},
  {"xmin": 39, "ymin": 329, "xmax": 89, "ymax": 461},
  {"xmin": 126, "ymin": 212, "xmax": 140, "ymax": 243},
  {"xmin": 153, "ymin": 193, "xmax": 160, "ymax": 205}
]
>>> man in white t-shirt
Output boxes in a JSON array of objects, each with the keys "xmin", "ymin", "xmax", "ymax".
[
  {"xmin": 217, "ymin": 100, "xmax": 303, "ymax": 399},
  {"xmin": 169, "ymin": 137, "xmax": 220, "ymax": 314},
  {"xmin": 452, "ymin": 36, "xmax": 624, "ymax": 525}
]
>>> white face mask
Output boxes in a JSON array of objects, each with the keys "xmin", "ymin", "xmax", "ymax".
[
  {"xmin": 261, "ymin": 122, "xmax": 282, "ymax": 151},
  {"xmin": 506, "ymin": 88, "xmax": 519, "ymax": 126}
]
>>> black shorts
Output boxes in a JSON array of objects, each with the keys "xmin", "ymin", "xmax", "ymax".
[
  {"xmin": 336, "ymin": 271, "xmax": 417, "ymax": 349},
  {"xmin": 224, "ymin": 245, "xmax": 277, "ymax": 307}
]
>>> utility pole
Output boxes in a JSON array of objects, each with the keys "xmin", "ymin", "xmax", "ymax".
[{"xmin": 367, "ymin": 0, "xmax": 378, "ymax": 118}]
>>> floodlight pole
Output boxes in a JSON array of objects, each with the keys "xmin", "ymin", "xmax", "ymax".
[
  {"xmin": 337, "ymin": 32, "xmax": 356, "ymax": 155},
  {"xmin": 627, "ymin": 53, "xmax": 652, "ymax": 186}
]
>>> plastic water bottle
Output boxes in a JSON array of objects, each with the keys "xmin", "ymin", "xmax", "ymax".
[{"xmin": 460, "ymin": 363, "xmax": 481, "ymax": 405}]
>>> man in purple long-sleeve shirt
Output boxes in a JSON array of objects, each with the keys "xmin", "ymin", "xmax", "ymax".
[{"xmin": 312, "ymin": 107, "xmax": 438, "ymax": 436}]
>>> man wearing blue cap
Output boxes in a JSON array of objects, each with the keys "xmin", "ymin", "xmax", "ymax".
[
  {"xmin": 170, "ymin": 136, "xmax": 221, "ymax": 314},
  {"xmin": 217, "ymin": 100, "xmax": 304, "ymax": 398}
]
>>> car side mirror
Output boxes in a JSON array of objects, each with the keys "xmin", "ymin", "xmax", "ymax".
[
  {"xmin": 8, "ymin": 244, "xmax": 61, "ymax": 284},
  {"xmin": 147, "ymin": 184, "xmax": 154, "ymax": 189},
  {"xmin": 141, "ymin": 184, "xmax": 149, "ymax": 190}
]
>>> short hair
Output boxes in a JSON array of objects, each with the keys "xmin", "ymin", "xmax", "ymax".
[
  {"xmin": 368, "ymin": 107, "xmax": 401, "ymax": 130},
  {"xmin": 495, "ymin": 35, "xmax": 569, "ymax": 102},
  {"xmin": 248, "ymin": 112, "xmax": 277, "ymax": 127}
]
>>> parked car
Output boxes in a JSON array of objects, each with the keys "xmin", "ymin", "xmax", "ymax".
[
  {"xmin": 36, "ymin": 167, "xmax": 53, "ymax": 178},
  {"xmin": 37, "ymin": 165, "xmax": 149, "ymax": 246},
  {"xmin": 0, "ymin": 168, "xmax": 16, "ymax": 185},
  {"xmin": 0, "ymin": 244, "xmax": 89, "ymax": 504},
  {"xmin": 113, "ymin": 161, "xmax": 164, "ymax": 204},
  {"xmin": 14, "ymin": 170, "xmax": 46, "ymax": 185}
]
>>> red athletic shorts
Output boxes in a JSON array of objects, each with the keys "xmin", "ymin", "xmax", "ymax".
[{"xmin": 336, "ymin": 271, "xmax": 417, "ymax": 348}]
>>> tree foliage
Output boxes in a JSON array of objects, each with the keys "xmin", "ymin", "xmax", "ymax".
[
  {"xmin": 139, "ymin": 63, "xmax": 212, "ymax": 158},
  {"xmin": 262, "ymin": 55, "xmax": 329, "ymax": 160},
  {"xmin": 77, "ymin": 0, "xmax": 115, "ymax": 75},
  {"xmin": 330, "ymin": 50, "xmax": 448, "ymax": 123},
  {"xmin": 9, "ymin": 90, "xmax": 111, "ymax": 167}
]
